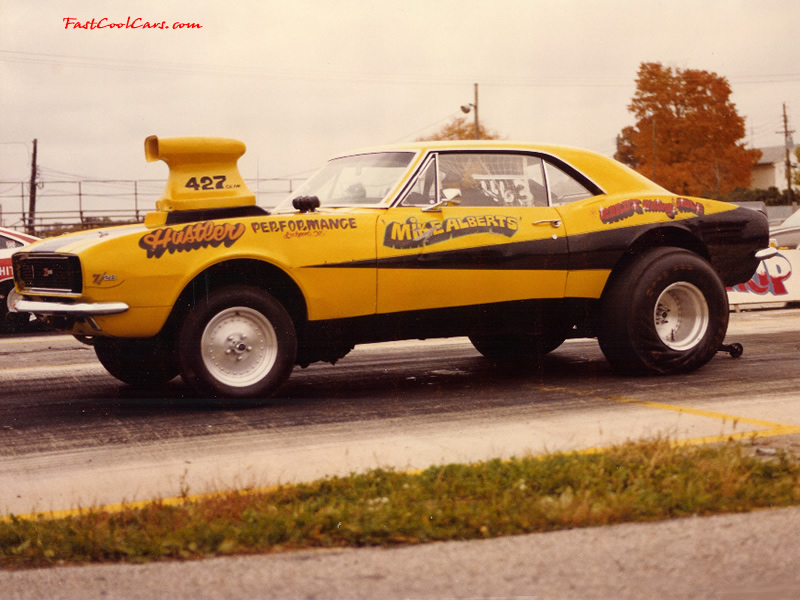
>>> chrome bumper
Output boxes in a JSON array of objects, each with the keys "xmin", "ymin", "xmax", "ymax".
[
  {"xmin": 11, "ymin": 296, "xmax": 129, "ymax": 317},
  {"xmin": 755, "ymin": 247, "xmax": 778, "ymax": 260}
]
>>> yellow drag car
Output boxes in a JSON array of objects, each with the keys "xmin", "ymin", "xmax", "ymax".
[{"xmin": 12, "ymin": 136, "xmax": 773, "ymax": 403}]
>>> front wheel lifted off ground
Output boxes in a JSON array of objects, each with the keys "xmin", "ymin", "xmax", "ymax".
[
  {"xmin": 597, "ymin": 247, "xmax": 729, "ymax": 375},
  {"xmin": 177, "ymin": 285, "xmax": 297, "ymax": 405}
]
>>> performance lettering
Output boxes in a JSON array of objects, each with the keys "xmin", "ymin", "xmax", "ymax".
[{"xmin": 251, "ymin": 217, "xmax": 358, "ymax": 237}]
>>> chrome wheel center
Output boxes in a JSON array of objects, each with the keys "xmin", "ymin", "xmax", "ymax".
[
  {"xmin": 225, "ymin": 336, "xmax": 250, "ymax": 358},
  {"xmin": 653, "ymin": 282, "xmax": 709, "ymax": 351}
]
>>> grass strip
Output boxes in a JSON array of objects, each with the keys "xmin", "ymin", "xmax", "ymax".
[{"xmin": 2, "ymin": 438, "xmax": 800, "ymax": 569}]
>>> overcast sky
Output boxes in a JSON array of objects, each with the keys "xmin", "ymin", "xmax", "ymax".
[{"xmin": 1, "ymin": 0, "xmax": 799, "ymax": 191}]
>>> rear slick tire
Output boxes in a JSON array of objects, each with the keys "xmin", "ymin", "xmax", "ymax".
[
  {"xmin": 177, "ymin": 286, "xmax": 297, "ymax": 405},
  {"xmin": 597, "ymin": 247, "xmax": 728, "ymax": 375}
]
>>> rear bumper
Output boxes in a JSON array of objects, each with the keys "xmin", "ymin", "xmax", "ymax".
[{"xmin": 755, "ymin": 247, "xmax": 778, "ymax": 260}]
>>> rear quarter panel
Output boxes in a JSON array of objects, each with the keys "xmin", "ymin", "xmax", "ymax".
[{"xmin": 557, "ymin": 193, "xmax": 747, "ymax": 298}]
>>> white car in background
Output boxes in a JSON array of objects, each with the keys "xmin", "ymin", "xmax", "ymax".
[
  {"xmin": 0, "ymin": 226, "xmax": 39, "ymax": 330},
  {"xmin": 771, "ymin": 209, "xmax": 800, "ymax": 249}
]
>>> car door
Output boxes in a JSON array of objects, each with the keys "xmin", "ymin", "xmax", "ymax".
[{"xmin": 376, "ymin": 151, "xmax": 569, "ymax": 315}]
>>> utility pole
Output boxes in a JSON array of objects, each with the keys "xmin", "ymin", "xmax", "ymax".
[
  {"xmin": 460, "ymin": 83, "xmax": 480, "ymax": 140},
  {"xmin": 28, "ymin": 138, "xmax": 38, "ymax": 236},
  {"xmin": 473, "ymin": 83, "xmax": 480, "ymax": 140},
  {"xmin": 780, "ymin": 103, "xmax": 795, "ymax": 207}
]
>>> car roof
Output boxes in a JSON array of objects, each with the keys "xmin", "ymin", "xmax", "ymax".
[
  {"xmin": 0, "ymin": 226, "xmax": 38, "ymax": 244},
  {"xmin": 338, "ymin": 140, "xmax": 669, "ymax": 197},
  {"xmin": 775, "ymin": 209, "xmax": 800, "ymax": 230}
]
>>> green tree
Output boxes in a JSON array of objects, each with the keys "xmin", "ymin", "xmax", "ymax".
[
  {"xmin": 417, "ymin": 115, "xmax": 501, "ymax": 141},
  {"xmin": 721, "ymin": 186, "xmax": 787, "ymax": 207},
  {"xmin": 615, "ymin": 62, "xmax": 761, "ymax": 198}
]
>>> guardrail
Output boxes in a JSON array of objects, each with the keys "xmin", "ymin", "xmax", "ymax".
[{"xmin": 0, "ymin": 178, "xmax": 302, "ymax": 235}]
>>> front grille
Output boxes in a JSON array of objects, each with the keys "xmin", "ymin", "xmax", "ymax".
[{"xmin": 12, "ymin": 253, "xmax": 82, "ymax": 294}]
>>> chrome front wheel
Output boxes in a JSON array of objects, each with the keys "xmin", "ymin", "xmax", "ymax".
[
  {"xmin": 178, "ymin": 286, "xmax": 296, "ymax": 404},
  {"xmin": 201, "ymin": 306, "xmax": 279, "ymax": 388}
]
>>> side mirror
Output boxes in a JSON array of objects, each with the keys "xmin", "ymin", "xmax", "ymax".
[
  {"xmin": 422, "ymin": 188, "xmax": 462, "ymax": 212},
  {"xmin": 292, "ymin": 195, "xmax": 321, "ymax": 213}
]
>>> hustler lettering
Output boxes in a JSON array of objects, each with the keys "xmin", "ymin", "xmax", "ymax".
[{"xmin": 139, "ymin": 221, "xmax": 246, "ymax": 259}]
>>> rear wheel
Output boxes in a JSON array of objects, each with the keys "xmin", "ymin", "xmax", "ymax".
[
  {"xmin": 597, "ymin": 247, "xmax": 728, "ymax": 375},
  {"xmin": 95, "ymin": 335, "xmax": 179, "ymax": 387},
  {"xmin": 177, "ymin": 286, "xmax": 296, "ymax": 404}
]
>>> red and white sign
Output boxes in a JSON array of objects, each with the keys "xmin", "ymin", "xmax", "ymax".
[{"xmin": 727, "ymin": 250, "xmax": 800, "ymax": 307}]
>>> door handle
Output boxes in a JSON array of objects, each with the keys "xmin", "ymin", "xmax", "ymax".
[{"xmin": 533, "ymin": 219, "xmax": 562, "ymax": 228}]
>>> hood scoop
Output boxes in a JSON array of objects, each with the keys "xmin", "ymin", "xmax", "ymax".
[{"xmin": 144, "ymin": 135, "xmax": 257, "ymax": 227}]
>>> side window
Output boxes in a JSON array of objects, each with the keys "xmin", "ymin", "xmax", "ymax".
[
  {"xmin": 544, "ymin": 161, "xmax": 594, "ymax": 205},
  {"xmin": 437, "ymin": 153, "xmax": 548, "ymax": 207},
  {"xmin": 1, "ymin": 235, "xmax": 23, "ymax": 250},
  {"xmin": 401, "ymin": 158, "xmax": 438, "ymax": 207}
]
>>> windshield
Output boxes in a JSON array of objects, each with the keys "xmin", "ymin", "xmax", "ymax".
[{"xmin": 276, "ymin": 152, "xmax": 415, "ymax": 210}]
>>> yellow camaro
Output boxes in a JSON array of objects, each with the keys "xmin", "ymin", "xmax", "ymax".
[{"xmin": 12, "ymin": 136, "xmax": 773, "ymax": 404}]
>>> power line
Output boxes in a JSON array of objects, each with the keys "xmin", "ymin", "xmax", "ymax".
[
  {"xmin": 389, "ymin": 111, "xmax": 462, "ymax": 143},
  {"xmin": 6, "ymin": 48, "xmax": 800, "ymax": 89}
]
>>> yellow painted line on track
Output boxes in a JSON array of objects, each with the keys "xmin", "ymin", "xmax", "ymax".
[
  {"xmin": 542, "ymin": 386, "xmax": 800, "ymax": 444},
  {"xmin": 607, "ymin": 395, "xmax": 800, "ymax": 445},
  {"xmin": 609, "ymin": 395, "xmax": 794, "ymax": 430},
  {"xmin": 0, "ymin": 485, "xmax": 283, "ymax": 524}
]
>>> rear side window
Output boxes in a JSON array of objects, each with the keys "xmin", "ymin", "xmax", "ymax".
[{"xmin": 544, "ymin": 161, "xmax": 595, "ymax": 205}]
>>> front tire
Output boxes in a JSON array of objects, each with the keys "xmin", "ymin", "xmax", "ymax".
[
  {"xmin": 177, "ymin": 286, "xmax": 296, "ymax": 403},
  {"xmin": 597, "ymin": 247, "xmax": 728, "ymax": 375}
]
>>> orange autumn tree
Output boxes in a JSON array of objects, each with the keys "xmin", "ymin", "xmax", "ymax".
[{"xmin": 615, "ymin": 62, "xmax": 760, "ymax": 198}]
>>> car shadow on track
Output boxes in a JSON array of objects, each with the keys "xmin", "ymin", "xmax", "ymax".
[{"xmin": 111, "ymin": 344, "xmax": 617, "ymax": 412}]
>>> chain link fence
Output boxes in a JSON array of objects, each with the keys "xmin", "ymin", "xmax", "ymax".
[{"xmin": 0, "ymin": 178, "xmax": 301, "ymax": 236}]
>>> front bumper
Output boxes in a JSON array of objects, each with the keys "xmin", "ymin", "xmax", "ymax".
[
  {"xmin": 11, "ymin": 297, "xmax": 129, "ymax": 317},
  {"xmin": 10, "ymin": 292, "xmax": 129, "ymax": 332}
]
